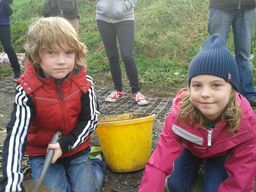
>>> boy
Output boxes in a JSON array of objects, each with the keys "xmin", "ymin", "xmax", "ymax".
[{"xmin": 0, "ymin": 17, "xmax": 106, "ymax": 192}]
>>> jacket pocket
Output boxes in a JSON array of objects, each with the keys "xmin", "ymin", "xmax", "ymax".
[
  {"xmin": 42, "ymin": 0, "xmax": 61, "ymax": 16},
  {"xmin": 97, "ymin": 0, "xmax": 128, "ymax": 19},
  {"xmin": 58, "ymin": 0, "xmax": 75, "ymax": 12},
  {"xmin": 240, "ymin": 0, "xmax": 256, "ymax": 8}
]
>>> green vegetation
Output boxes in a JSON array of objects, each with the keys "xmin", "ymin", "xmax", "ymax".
[{"xmin": 1, "ymin": 0, "xmax": 256, "ymax": 96}]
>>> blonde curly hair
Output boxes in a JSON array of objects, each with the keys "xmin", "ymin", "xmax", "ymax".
[{"xmin": 24, "ymin": 17, "xmax": 87, "ymax": 68}]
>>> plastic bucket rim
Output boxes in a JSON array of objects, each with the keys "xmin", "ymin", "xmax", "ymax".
[{"xmin": 98, "ymin": 113, "xmax": 156, "ymax": 126}]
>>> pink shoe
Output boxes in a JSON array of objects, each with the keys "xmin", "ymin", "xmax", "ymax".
[
  {"xmin": 105, "ymin": 90, "xmax": 125, "ymax": 102},
  {"xmin": 132, "ymin": 92, "xmax": 149, "ymax": 106}
]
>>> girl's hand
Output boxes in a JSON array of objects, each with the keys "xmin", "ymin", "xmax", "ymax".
[{"xmin": 47, "ymin": 142, "xmax": 63, "ymax": 163}]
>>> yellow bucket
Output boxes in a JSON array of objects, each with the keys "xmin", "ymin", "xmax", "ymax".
[{"xmin": 96, "ymin": 113, "xmax": 155, "ymax": 172}]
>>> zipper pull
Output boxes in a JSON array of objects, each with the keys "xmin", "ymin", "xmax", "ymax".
[
  {"xmin": 56, "ymin": 82, "xmax": 64, "ymax": 99},
  {"xmin": 207, "ymin": 129, "xmax": 213, "ymax": 146}
]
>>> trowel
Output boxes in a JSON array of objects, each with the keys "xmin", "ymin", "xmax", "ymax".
[{"xmin": 24, "ymin": 131, "xmax": 62, "ymax": 192}]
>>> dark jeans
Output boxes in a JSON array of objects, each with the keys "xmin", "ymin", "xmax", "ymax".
[
  {"xmin": 0, "ymin": 24, "xmax": 21, "ymax": 77},
  {"xmin": 97, "ymin": 20, "xmax": 139, "ymax": 93},
  {"xmin": 166, "ymin": 148, "xmax": 228, "ymax": 192},
  {"xmin": 208, "ymin": 8, "xmax": 256, "ymax": 100}
]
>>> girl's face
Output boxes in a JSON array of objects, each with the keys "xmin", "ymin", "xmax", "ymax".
[
  {"xmin": 189, "ymin": 75, "xmax": 232, "ymax": 121},
  {"xmin": 39, "ymin": 48, "xmax": 76, "ymax": 79}
]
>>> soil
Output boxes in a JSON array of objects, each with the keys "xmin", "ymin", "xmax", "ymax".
[
  {"xmin": 0, "ymin": 76, "xmax": 172, "ymax": 192},
  {"xmin": 0, "ymin": 75, "xmax": 255, "ymax": 192}
]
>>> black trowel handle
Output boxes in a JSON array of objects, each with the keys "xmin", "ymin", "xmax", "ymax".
[{"xmin": 34, "ymin": 131, "xmax": 62, "ymax": 192}]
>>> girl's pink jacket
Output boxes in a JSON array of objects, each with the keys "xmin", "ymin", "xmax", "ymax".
[{"xmin": 139, "ymin": 89, "xmax": 256, "ymax": 192}]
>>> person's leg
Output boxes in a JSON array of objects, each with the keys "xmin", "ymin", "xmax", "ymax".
[
  {"xmin": 204, "ymin": 155, "xmax": 228, "ymax": 192},
  {"xmin": 29, "ymin": 156, "xmax": 70, "ymax": 192},
  {"xmin": 166, "ymin": 148, "xmax": 202, "ymax": 192},
  {"xmin": 96, "ymin": 20, "xmax": 123, "ymax": 91},
  {"xmin": 65, "ymin": 150, "xmax": 106, "ymax": 192},
  {"xmin": 0, "ymin": 25, "xmax": 21, "ymax": 77},
  {"xmin": 66, "ymin": 18, "xmax": 79, "ymax": 33},
  {"xmin": 116, "ymin": 20, "xmax": 140, "ymax": 93},
  {"xmin": 208, "ymin": 8, "xmax": 233, "ymax": 40},
  {"xmin": 232, "ymin": 9, "xmax": 256, "ymax": 101}
]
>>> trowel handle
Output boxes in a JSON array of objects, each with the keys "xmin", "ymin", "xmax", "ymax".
[
  {"xmin": 44, "ymin": 131, "xmax": 62, "ymax": 167},
  {"xmin": 34, "ymin": 131, "xmax": 62, "ymax": 192}
]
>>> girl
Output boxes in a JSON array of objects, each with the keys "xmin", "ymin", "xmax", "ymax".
[
  {"xmin": 1, "ymin": 17, "xmax": 106, "ymax": 192},
  {"xmin": 95, "ymin": 0, "xmax": 149, "ymax": 105},
  {"xmin": 139, "ymin": 34, "xmax": 256, "ymax": 192}
]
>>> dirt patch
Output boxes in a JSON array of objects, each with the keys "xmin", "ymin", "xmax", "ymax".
[
  {"xmin": 0, "ymin": 76, "xmax": 255, "ymax": 192},
  {"xmin": 0, "ymin": 76, "xmax": 170, "ymax": 192}
]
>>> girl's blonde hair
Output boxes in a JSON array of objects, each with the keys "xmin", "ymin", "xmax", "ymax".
[
  {"xmin": 177, "ymin": 88, "xmax": 241, "ymax": 133},
  {"xmin": 24, "ymin": 17, "xmax": 87, "ymax": 68}
]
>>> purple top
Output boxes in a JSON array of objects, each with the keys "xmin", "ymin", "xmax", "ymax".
[{"xmin": 0, "ymin": 2, "xmax": 11, "ymax": 25}]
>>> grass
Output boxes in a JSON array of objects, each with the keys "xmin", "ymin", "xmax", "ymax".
[{"xmin": 1, "ymin": 0, "xmax": 256, "ymax": 96}]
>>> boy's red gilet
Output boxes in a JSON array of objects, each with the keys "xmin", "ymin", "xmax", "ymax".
[{"xmin": 17, "ymin": 64, "xmax": 92, "ymax": 157}]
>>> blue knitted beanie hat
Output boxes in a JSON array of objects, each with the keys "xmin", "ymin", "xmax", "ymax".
[{"xmin": 188, "ymin": 33, "xmax": 239, "ymax": 90}]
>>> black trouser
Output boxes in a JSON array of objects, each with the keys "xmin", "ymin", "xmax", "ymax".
[
  {"xmin": 0, "ymin": 24, "xmax": 21, "ymax": 77},
  {"xmin": 97, "ymin": 20, "xmax": 140, "ymax": 93}
]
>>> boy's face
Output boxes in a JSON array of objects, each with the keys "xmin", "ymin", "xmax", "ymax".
[
  {"xmin": 189, "ymin": 75, "xmax": 232, "ymax": 121},
  {"xmin": 39, "ymin": 48, "xmax": 76, "ymax": 79}
]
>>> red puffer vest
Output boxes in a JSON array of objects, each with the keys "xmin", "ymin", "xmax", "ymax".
[{"xmin": 17, "ymin": 64, "xmax": 92, "ymax": 157}]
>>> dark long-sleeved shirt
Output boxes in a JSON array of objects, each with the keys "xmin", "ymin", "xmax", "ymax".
[{"xmin": 0, "ymin": 75, "xmax": 99, "ymax": 192}]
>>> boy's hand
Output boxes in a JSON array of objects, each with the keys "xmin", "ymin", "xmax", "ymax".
[{"xmin": 48, "ymin": 142, "xmax": 63, "ymax": 163}]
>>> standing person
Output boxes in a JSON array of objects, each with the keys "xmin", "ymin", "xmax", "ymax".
[
  {"xmin": 0, "ymin": 17, "xmax": 106, "ymax": 192},
  {"xmin": 208, "ymin": 0, "xmax": 256, "ymax": 107},
  {"xmin": 0, "ymin": 0, "xmax": 21, "ymax": 81},
  {"xmin": 139, "ymin": 34, "xmax": 256, "ymax": 192},
  {"xmin": 95, "ymin": 0, "xmax": 149, "ymax": 106},
  {"xmin": 42, "ymin": 0, "xmax": 80, "ymax": 32}
]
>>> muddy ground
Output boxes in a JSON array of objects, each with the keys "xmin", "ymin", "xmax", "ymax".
[
  {"xmin": 0, "ymin": 76, "xmax": 170, "ymax": 192},
  {"xmin": 0, "ymin": 76, "xmax": 255, "ymax": 192}
]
